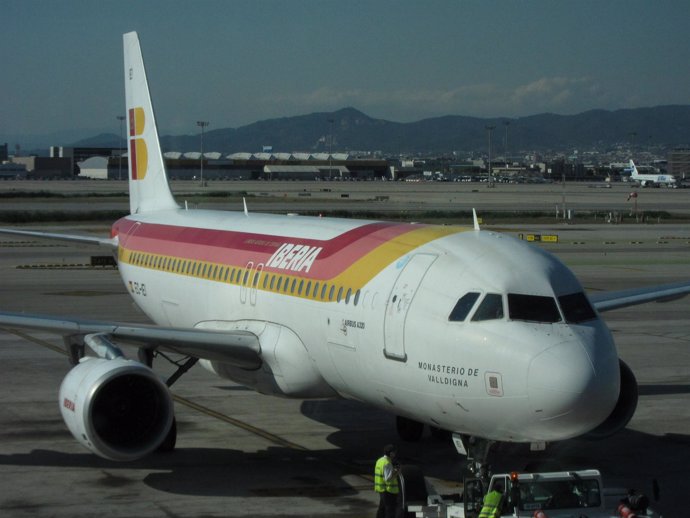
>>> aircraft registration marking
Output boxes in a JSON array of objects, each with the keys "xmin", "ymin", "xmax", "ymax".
[{"xmin": 128, "ymin": 281, "xmax": 147, "ymax": 296}]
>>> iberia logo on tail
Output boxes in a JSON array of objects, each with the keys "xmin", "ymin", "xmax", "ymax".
[{"xmin": 129, "ymin": 107, "xmax": 147, "ymax": 180}]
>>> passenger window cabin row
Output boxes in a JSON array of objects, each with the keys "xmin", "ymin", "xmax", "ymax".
[{"xmin": 123, "ymin": 249, "xmax": 362, "ymax": 306}]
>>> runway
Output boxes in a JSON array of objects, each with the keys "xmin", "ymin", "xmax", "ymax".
[{"xmin": 0, "ymin": 217, "xmax": 689, "ymax": 516}]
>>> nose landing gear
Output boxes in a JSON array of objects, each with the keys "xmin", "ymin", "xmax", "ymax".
[{"xmin": 453, "ymin": 434, "xmax": 495, "ymax": 485}]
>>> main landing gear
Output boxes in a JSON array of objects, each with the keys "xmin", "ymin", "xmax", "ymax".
[{"xmin": 138, "ymin": 348, "xmax": 199, "ymax": 453}]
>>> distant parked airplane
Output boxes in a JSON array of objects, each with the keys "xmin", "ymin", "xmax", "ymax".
[{"xmin": 629, "ymin": 159, "xmax": 676, "ymax": 187}]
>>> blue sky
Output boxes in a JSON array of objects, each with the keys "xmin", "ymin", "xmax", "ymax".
[{"xmin": 2, "ymin": 0, "xmax": 690, "ymax": 143}]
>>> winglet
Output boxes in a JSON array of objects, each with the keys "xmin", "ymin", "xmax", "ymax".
[
  {"xmin": 472, "ymin": 208, "xmax": 480, "ymax": 231},
  {"xmin": 243, "ymin": 197, "xmax": 249, "ymax": 217}
]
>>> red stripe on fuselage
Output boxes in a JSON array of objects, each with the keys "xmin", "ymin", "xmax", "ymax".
[{"xmin": 113, "ymin": 217, "xmax": 421, "ymax": 280}]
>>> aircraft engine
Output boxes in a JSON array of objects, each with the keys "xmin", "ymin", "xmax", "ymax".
[
  {"xmin": 59, "ymin": 357, "xmax": 174, "ymax": 461},
  {"xmin": 586, "ymin": 359, "xmax": 638, "ymax": 439}
]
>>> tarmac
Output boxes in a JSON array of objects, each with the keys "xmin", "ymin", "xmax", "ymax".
[
  {"xmin": 0, "ymin": 183, "xmax": 688, "ymax": 517},
  {"xmin": 1, "ymin": 179, "xmax": 690, "ymax": 216}
]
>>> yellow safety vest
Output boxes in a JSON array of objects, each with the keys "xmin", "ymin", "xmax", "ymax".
[
  {"xmin": 478, "ymin": 489, "xmax": 503, "ymax": 518},
  {"xmin": 374, "ymin": 456, "xmax": 399, "ymax": 494}
]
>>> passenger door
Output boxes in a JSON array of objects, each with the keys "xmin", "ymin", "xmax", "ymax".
[{"xmin": 383, "ymin": 254, "xmax": 437, "ymax": 361}]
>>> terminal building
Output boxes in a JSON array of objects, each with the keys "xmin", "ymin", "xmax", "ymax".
[
  {"xmin": 5, "ymin": 142, "xmax": 688, "ymax": 184},
  {"xmin": 70, "ymin": 148, "xmax": 390, "ymax": 181}
]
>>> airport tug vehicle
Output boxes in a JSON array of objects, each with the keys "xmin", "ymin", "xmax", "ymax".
[{"xmin": 404, "ymin": 469, "xmax": 660, "ymax": 518}]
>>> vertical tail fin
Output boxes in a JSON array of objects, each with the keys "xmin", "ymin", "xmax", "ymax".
[
  {"xmin": 629, "ymin": 159, "xmax": 638, "ymax": 177},
  {"xmin": 123, "ymin": 32, "xmax": 178, "ymax": 214}
]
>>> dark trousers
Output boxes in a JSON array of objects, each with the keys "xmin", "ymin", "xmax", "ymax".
[{"xmin": 376, "ymin": 491, "xmax": 400, "ymax": 518}]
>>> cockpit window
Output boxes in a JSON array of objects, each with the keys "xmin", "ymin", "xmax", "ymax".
[
  {"xmin": 449, "ymin": 292, "xmax": 481, "ymax": 321},
  {"xmin": 508, "ymin": 294, "xmax": 561, "ymax": 323},
  {"xmin": 471, "ymin": 293, "xmax": 504, "ymax": 321},
  {"xmin": 558, "ymin": 292, "xmax": 597, "ymax": 323}
]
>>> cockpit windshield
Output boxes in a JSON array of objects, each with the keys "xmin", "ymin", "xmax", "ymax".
[
  {"xmin": 449, "ymin": 292, "xmax": 481, "ymax": 321},
  {"xmin": 508, "ymin": 294, "xmax": 561, "ymax": 323},
  {"xmin": 558, "ymin": 292, "xmax": 597, "ymax": 323},
  {"xmin": 471, "ymin": 293, "xmax": 504, "ymax": 321},
  {"xmin": 451, "ymin": 291, "xmax": 596, "ymax": 325}
]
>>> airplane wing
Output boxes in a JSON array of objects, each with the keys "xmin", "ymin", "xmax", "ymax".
[
  {"xmin": 0, "ymin": 228, "xmax": 117, "ymax": 249},
  {"xmin": 0, "ymin": 311, "xmax": 262, "ymax": 369},
  {"xmin": 0, "ymin": 228, "xmax": 262, "ymax": 368},
  {"xmin": 589, "ymin": 281, "xmax": 690, "ymax": 312}
]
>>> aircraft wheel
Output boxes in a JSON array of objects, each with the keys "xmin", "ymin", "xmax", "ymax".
[
  {"xmin": 157, "ymin": 416, "xmax": 177, "ymax": 452},
  {"xmin": 396, "ymin": 416, "xmax": 424, "ymax": 442}
]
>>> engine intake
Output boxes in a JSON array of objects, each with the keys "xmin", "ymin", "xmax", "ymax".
[{"xmin": 59, "ymin": 357, "xmax": 174, "ymax": 461}]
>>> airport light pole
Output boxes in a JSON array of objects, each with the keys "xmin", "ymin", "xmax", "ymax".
[
  {"xmin": 503, "ymin": 120, "xmax": 510, "ymax": 167},
  {"xmin": 562, "ymin": 171, "xmax": 566, "ymax": 220},
  {"xmin": 117, "ymin": 115, "xmax": 126, "ymax": 181},
  {"xmin": 486, "ymin": 125, "xmax": 495, "ymax": 186},
  {"xmin": 328, "ymin": 118, "xmax": 334, "ymax": 180},
  {"xmin": 197, "ymin": 120, "xmax": 209, "ymax": 186}
]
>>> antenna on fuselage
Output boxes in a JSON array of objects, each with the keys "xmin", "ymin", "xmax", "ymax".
[
  {"xmin": 472, "ymin": 208, "xmax": 480, "ymax": 231},
  {"xmin": 243, "ymin": 197, "xmax": 249, "ymax": 217}
]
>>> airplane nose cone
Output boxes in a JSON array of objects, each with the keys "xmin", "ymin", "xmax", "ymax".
[{"xmin": 528, "ymin": 340, "xmax": 617, "ymax": 438}]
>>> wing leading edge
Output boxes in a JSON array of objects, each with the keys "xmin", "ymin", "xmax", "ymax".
[
  {"xmin": 0, "ymin": 311, "xmax": 261, "ymax": 369},
  {"xmin": 0, "ymin": 228, "xmax": 118, "ymax": 249},
  {"xmin": 590, "ymin": 281, "xmax": 690, "ymax": 312}
]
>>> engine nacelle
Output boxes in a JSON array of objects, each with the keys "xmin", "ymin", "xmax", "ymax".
[
  {"xmin": 586, "ymin": 359, "xmax": 639, "ymax": 439},
  {"xmin": 59, "ymin": 357, "xmax": 174, "ymax": 461}
]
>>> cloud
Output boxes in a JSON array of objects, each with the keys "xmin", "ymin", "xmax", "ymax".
[
  {"xmin": 509, "ymin": 77, "xmax": 602, "ymax": 111},
  {"xmin": 253, "ymin": 76, "xmax": 620, "ymax": 123}
]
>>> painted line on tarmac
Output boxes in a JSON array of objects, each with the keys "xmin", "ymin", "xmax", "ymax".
[
  {"xmin": 171, "ymin": 393, "xmax": 308, "ymax": 451},
  {"xmin": 1, "ymin": 328, "xmax": 306, "ymax": 450},
  {"xmin": 0, "ymin": 328, "xmax": 66, "ymax": 355}
]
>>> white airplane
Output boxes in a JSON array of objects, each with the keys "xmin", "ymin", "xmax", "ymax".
[
  {"xmin": 629, "ymin": 159, "xmax": 676, "ymax": 187},
  {"xmin": 1, "ymin": 32, "xmax": 690, "ymax": 474}
]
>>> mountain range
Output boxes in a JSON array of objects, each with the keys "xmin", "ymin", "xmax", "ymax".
[{"xmin": 62, "ymin": 104, "xmax": 690, "ymax": 155}]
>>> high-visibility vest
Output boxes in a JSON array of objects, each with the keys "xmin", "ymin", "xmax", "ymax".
[
  {"xmin": 374, "ymin": 456, "xmax": 399, "ymax": 494},
  {"xmin": 478, "ymin": 489, "xmax": 503, "ymax": 518}
]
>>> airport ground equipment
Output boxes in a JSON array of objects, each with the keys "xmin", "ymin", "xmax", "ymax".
[{"xmin": 406, "ymin": 469, "xmax": 660, "ymax": 518}]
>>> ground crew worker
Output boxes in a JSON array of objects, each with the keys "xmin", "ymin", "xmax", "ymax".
[
  {"xmin": 374, "ymin": 444, "xmax": 400, "ymax": 518},
  {"xmin": 478, "ymin": 481, "xmax": 504, "ymax": 518}
]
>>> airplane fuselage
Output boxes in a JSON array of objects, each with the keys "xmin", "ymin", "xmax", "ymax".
[
  {"xmin": 112, "ymin": 209, "xmax": 621, "ymax": 443},
  {"xmin": 1, "ymin": 31, "xmax": 676, "ymax": 464},
  {"xmin": 634, "ymin": 173, "xmax": 676, "ymax": 187}
]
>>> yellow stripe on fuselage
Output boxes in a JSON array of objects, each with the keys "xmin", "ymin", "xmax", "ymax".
[{"xmin": 326, "ymin": 225, "xmax": 467, "ymax": 288}]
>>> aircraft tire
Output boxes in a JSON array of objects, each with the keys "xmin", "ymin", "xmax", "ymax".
[{"xmin": 396, "ymin": 416, "xmax": 424, "ymax": 442}]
